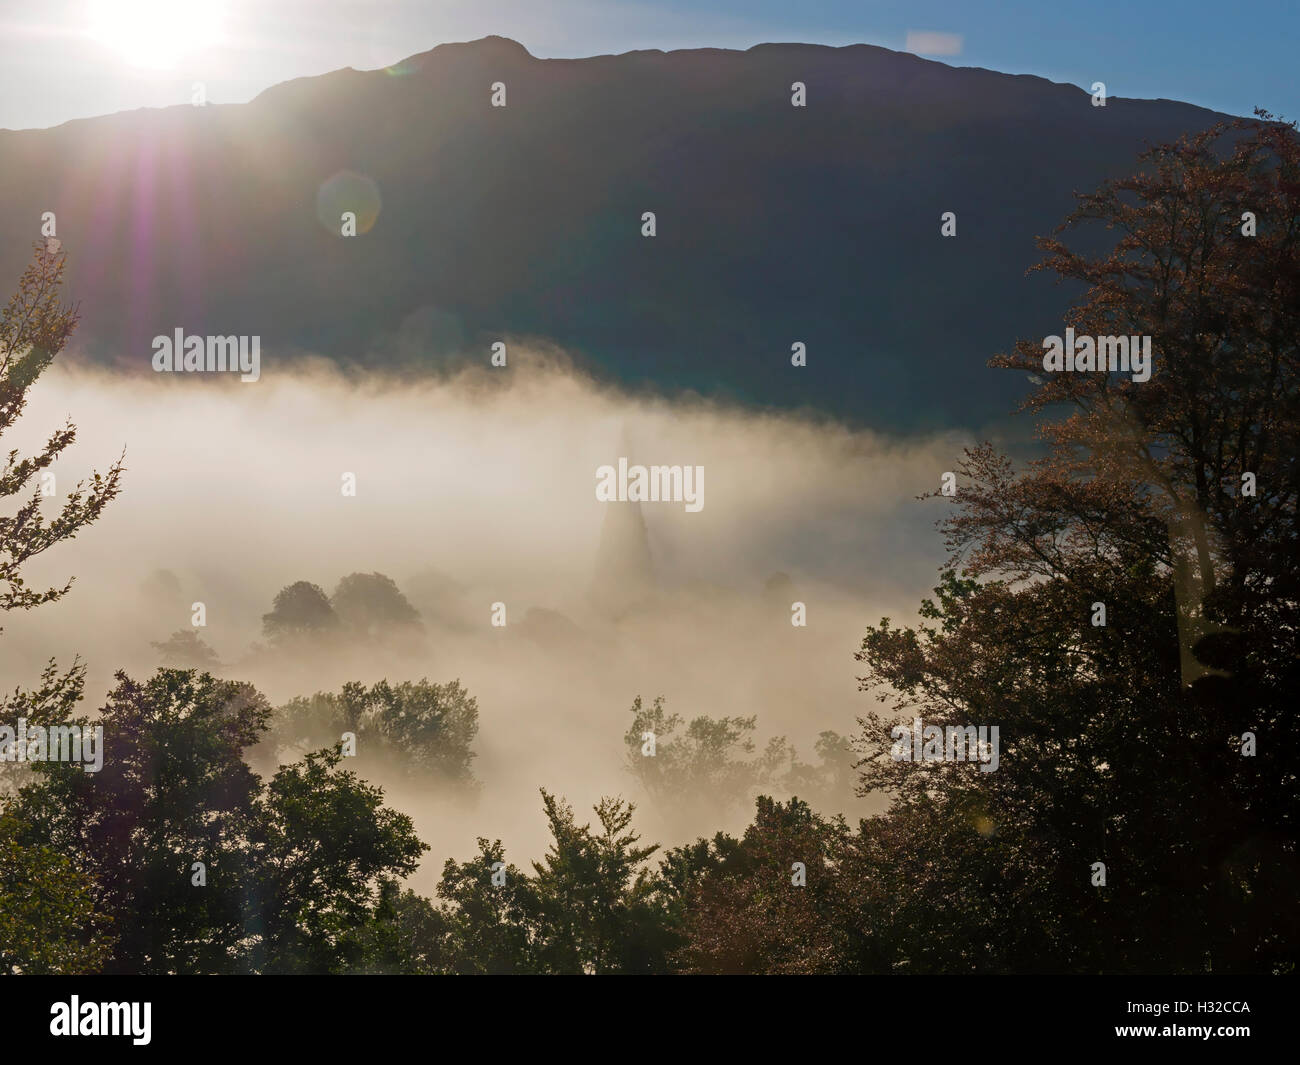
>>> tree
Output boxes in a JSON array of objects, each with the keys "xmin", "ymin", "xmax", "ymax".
[
  {"xmin": 433, "ymin": 840, "xmax": 540, "ymax": 974},
  {"xmin": 262, "ymin": 580, "xmax": 338, "ymax": 645},
  {"xmin": 245, "ymin": 749, "xmax": 427, "ymax": 973},
  {"xmin": 330, "ymin": 572, "xmax": 423, "ymax": 640},
  {"xmin": 852, "ymin": 116, "xmax": 1300, "ymax": 974},
  {"xmin": 0, "ymin": 244, "xmax": 121, "ymax": 968},
  {"xmin": 0, "ymin": 813, "xmax": 113, "ymax": 974},
  {"xmin": 0, "ymin": 657, "xmax": 90, "ymax": 796},
  {"xmin": 0, "ymin": 243, "xmax": 123, "ymax": 630},
  {"xmin": 345, "ymin": 883, "xmax": 449, "ymax": 974},
  {"xmin": 271, "ymin": 677, "xmax": 479, "ymax": 784},
  {"xmin": 670, "ymin": 797, "xmax": 850, "ymax": 974},
  {"xmin": 530, "ymin": 790, "xmax": 663, "ymax": 973},
  {"xmin": 6, "ymin": 668, "xmax": 428, "ymax": 973},
  {"xmin": 781, "ymin": 730, "xmax": 858, "ymax": 813},
  {"xmin": 992, "ymin": 111, "xmax": 1299, "ymax": 689},
  {"xmin": 150, "ymin": 629, "xmax": 221, "ymax": 669},
  {"xmin": 624, "ymin": 695, "xmax": 852, "ymax": 818},
  {"xmin": 625, "ymin": 696, "xmax": 764, "ymax": 815},
  {"xmin": 8, "ymin": 669, "xmax": 270, "ymax": 973},
  {"xmin": 366, "ymin": 679, "xmax": 478, "ymax": 782},
  {"xmin": 429, "ymin": 791, "xmax": 672, "ymax": 974}
]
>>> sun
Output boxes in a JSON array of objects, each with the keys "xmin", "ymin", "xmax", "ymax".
[{"xmin": 87, "ymin": 0, "xmax": 224, "ymax": 71}]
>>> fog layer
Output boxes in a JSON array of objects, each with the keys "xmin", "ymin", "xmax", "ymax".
[{"xmin": 2, "ymin": 350, "xmax": 973, "ymax": 884}]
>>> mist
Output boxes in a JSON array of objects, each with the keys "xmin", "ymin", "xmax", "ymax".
[{"xmin": 1, "ymin": 348, "xmax": 974, "ymax": 888}]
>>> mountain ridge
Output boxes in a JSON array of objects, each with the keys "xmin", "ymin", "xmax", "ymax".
[{"xmin": 0, "ymin": 36, "xmax": 1234, "ymax": 428}]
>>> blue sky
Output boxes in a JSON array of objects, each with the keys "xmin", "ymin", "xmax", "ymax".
[{"xmin": 2, "ymin": 0, "xmax": 1294, "ymax": 130}]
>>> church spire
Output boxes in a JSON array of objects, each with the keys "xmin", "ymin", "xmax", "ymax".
[{"xmin": 589, "ymin": 424, "xmax": 656, "ymax": 617}]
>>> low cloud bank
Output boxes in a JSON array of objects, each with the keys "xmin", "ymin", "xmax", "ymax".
[{"xmin": 2, "ymin": 350, "xmax": 977, "ymax": 880}]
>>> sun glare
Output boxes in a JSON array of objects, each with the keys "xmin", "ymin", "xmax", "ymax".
[{"xmin": 87, "ymin": 0, "xmax": 224, "ymax": 71}]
